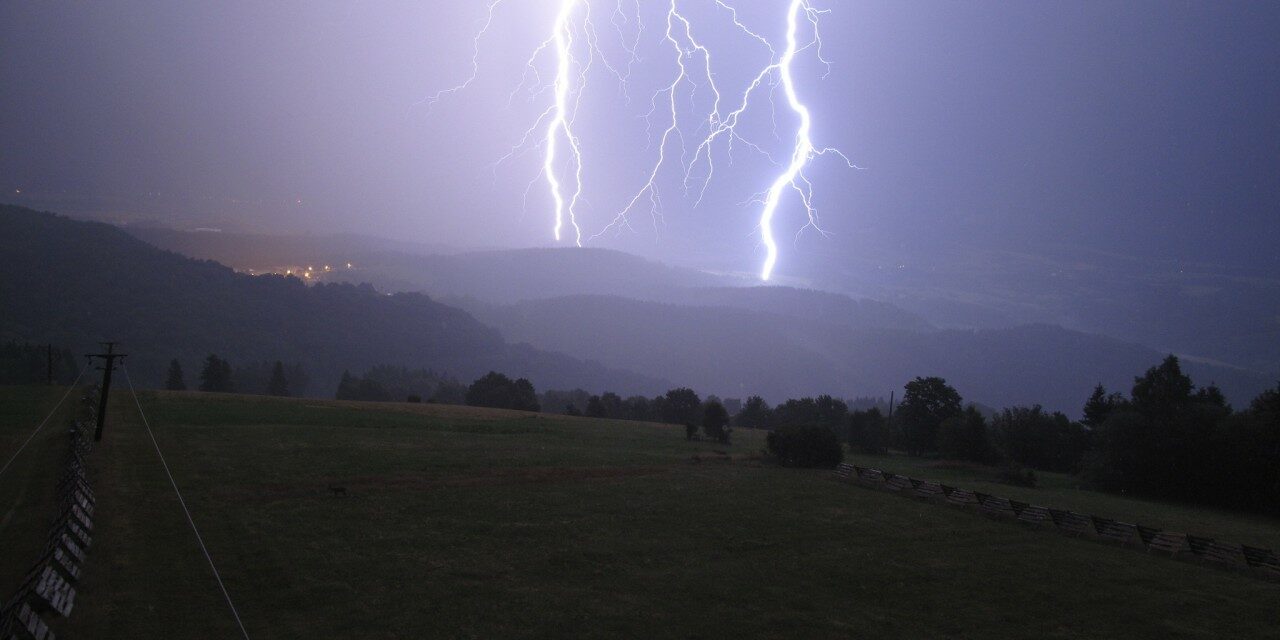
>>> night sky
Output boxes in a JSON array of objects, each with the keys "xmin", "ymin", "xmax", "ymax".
[{"xmin": 2, "ymin": 1, "xmax": 1278, "ymax": 279}]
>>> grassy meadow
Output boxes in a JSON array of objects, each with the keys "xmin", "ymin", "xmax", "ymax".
[{"xmin": 2, "ymin": 386, "xmax": 1279, "ymax": 639}]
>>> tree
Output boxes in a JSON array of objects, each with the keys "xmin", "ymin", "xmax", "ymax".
[
  {"xmin": 938, "ymin": 406, "xmax": 998, "ymax": 464},
  {"xmin": 1082, "ymin": 384, "xmax": 1125, "ymax": 428},
  {"xmin": 165, "ymin": 359, "xmax": 186, "ymax": 391},
  {"xmin": 1131, "ymin": 355, "xmax": 1196, "ymax": 423},
  {"xmin": 1250, "ymin": 382, "xmax": 1280, "ymax": 416},
  {"xmin": 766, "ymin": 426, "xmax": 843, "ymax": 468},
  {"xmin": 599, "ymin": 392, "xmax": 623, "ymax": 417},
  {"xmin": 897, "ymin": 377, "xmax": 962, "ymax": 456},
  {"xmin": 848, "ymin": 407, "xmax": 890, "ymax": 454},
  {"xmin": 586, "ymin": 395, "xmax": 606, "ymax": 418},
  {"xmin": 1085, "ymin": 355, "xmax": 1232, "ymax": 501},
  {"xmin": 198, "ymin": 354, "xmax": 233, "ymax": 393},
  {"xmin": 1207, "ymin": 386, "xmax": 1280, "ymax": 513},
  {"xmin": 267, "ymin": 360, "xmax": 289, "ymax": 397},
  {"xmin": 735, "ymin": 395, "xmax": 772, "ymax": 429},
  {"xmin": 465, "ymin": 371, "xmax": 540, "ymax": 412},
  {"xmin": 703, "ymin": 400, "xmax": 731, "ymax": 444},
  {"xmin": 621, "ymin": 395, "xmax": 653, "ymax": 421},
  {"xmin": 990, "ymin": 405, "xmax": 1088, "ymax": 472},
  {"xmin": 774, "ymin": 395, "xmax": 849, "ymax": 431},
  {"xmin": 660, "ymin": 388, "xmax": 701, "ymax": 425}
]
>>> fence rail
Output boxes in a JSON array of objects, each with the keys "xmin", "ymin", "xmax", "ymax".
[
  {"xmin": 1, "ymin": 385, "xmax": 99, "ymax": 638},
  {"xmin": 832, "ymin": 462, "xmax": 1280, "ymax": 580}
]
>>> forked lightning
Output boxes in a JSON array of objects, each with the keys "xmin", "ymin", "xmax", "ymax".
[{"xmin": 428, "ymin": 0, "xmax": 851, "ymax": 281}]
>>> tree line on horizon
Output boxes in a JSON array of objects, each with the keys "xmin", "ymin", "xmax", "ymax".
[
  {"xmin": 0, "ymin": 341, "xmax": 80, "ymax": 385},
  {"xmin": 380, "ymin": 354, "xmax": 1278, "ymax": 516},
  {"xmin": 30, "ymin": 346, "xmax": 1277, "ymax": 516},
  {"xmin": 163, "ymin": 355, "xmax": 308, "ymax": 398}
]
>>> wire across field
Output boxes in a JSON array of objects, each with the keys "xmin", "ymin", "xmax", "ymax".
[{"xmin": 3, "ymin": 387, "xmax": 1278, "ymax": 639}]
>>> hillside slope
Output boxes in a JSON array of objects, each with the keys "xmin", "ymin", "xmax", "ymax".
[
  {"xmin": 127, "ymin": 226, "xmax": 934, "ymax": 333},
  {"xmin": 0, "ymin": 206, "xmax": 667, "ymax": 395}
]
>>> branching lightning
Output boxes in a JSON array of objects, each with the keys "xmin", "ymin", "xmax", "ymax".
[{"xmin": 428, "ymin": 0, "xmax": 852, "ymax": 281}]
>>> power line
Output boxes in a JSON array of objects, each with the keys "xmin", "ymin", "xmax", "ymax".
[
  {"xmin": 121, "ymin": 362, "xmax": 252, "ymax": 640},
  {"xmin": 0, "ymin": 362, "xmax": 90, "ymax": 481}
]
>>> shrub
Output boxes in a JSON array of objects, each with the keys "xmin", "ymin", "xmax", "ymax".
[
  {"xmin": 702, "ymin": 401, "xmax": 731, "ymax": 444},
  {"xmin": 766, "ymin": 425, "xmax": 843, "ymax": 468},
  {"xmin": 465, "ymin": 371, "xmax": 540, "ymax": 412}
]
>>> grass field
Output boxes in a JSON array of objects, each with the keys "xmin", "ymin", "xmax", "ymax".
[{"xmin": 3, "ymin": 385, "xmax": 1280, "ymax": 639}]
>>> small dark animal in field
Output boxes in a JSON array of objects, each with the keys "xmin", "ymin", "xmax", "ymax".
[{"xmin": 327, "ymin": 483, "xmax": 348, "ymax": 497}]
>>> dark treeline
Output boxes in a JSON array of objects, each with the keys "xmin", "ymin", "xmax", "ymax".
[
  {"xmin": 548, "ymin": 355, "xmax": 1280, "ymax": 514},
  {"xmin": 335, "ymin": 366, "xmax": 466, "ymax": 404},
  {"xmin": 1082, "ymin": 357, "xmax": 1280, "ymax": 513},
  {"xmin": 164, "ymin": 349, "xmax": 1280, "ymax": 516},
  {"xmin": 834, "ymin": 357, "xmax": 1280, "ymax": 514},
  {"xmin": 165, "ymin": 353, "xmax": 309, "ymax": 398},
  {"xmin": 0, "ymin": 341, "xmax": 80, "ymax": 385}
]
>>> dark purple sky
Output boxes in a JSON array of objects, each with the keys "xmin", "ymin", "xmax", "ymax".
[{"xmin": 2, "ymin": 1, "xmax": 1277, "ymax": 279}]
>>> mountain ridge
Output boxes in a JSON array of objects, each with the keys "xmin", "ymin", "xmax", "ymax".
[{"xmin": 0, "ymin": 205, "xmax": 669, "ymax": 396}]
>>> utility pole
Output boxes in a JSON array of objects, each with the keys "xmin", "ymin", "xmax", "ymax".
[
  {"xmin": 86, "ymin": 342, "xmax": 127, "ymax": 442},
  {"xmin": 887, "ymin": 390, "xmax": 895, "ymax": 421}
]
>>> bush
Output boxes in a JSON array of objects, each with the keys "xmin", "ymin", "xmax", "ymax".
[
  {"xmin": 465, "ymin": 371, "xmax": 540, "ymax": 412},
  {"xmin": 766, "ymin": 426, "xmax": 843, "ymax": 468},
  {"xmin": 702, "ymin": 401, "xmax": 731, "ymax": 444},
  {"xmin": 406, "ymin": 394, "xmax": 422, "ymax": 403}
]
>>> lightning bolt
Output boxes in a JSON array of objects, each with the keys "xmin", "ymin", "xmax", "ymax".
[
  {"xmin": 428, "ymin": 0, "xmax": 852, "ymax": 281},
  {"xmin": 755, "ymin": 0, "xmax": 853, "ymax": 281},
  {"xmin": 545, "ymin": 0, "xmax": 585, "ymax": 246}
]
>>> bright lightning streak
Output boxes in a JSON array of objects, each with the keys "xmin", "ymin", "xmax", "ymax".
[
  {"xmin": 760, "ymin": 0, "xmax": 819, "ymax": 281},
  {"xmin": 428, "ymin": 0, "xmax": 853, "ymax": 281},
  {"xmin": 545, "ymin": 0, "xmax": 585, "ymax": 246}
]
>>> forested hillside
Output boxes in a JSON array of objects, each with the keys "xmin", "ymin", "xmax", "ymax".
[{"xmin": 0, "ymin": 206, "xmax": 665, "ymax": 396}]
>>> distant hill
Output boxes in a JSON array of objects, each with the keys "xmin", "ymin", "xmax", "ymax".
[
  {"xmin": 129, "ymin": 225, "xmax": 934, "ymax": 332},
  {"xmin": 122, "ymin": 220, "xmax": 1273, "ymax": 412},
  {"xmin": 802, "ymin": 237, "xmax": 1280, "ymax": 374},
  {"xmin": 0, "ymin": 206, "xmax": 667, "ymax": 396},
  {"xmin": 464, "ymin": 294, "xmax": 1272, "ymax": 414},
  {"xmin": 125, "ymin": 226, "xmax": 465, "ymax": 268}
]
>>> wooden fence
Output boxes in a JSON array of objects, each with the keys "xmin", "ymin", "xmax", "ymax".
[
  {"xmin": 1, "ymin": 386, "xmax": 99, "ymax": 639},
  {"xmin": 833, "ymin": 462, "xmax": 1280, "ymax": 580}
]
